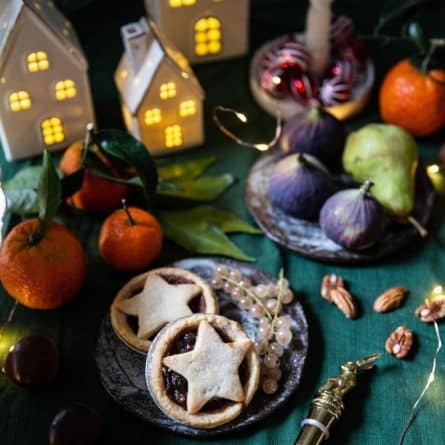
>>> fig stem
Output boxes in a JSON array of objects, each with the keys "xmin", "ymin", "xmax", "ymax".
[
  {"xmin": 122, "ymin": 199, "xmax": 135, "ymax": 227},
  {"xmin": 307, "ymin": 105, "xmax": 322, "ymax": 122},
  {"xmin": 408, "ymin": 215, "xmax": 428, "ymax": 238}
]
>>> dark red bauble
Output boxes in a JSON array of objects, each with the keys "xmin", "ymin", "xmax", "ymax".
[
  {"xmin": 329, "ymin": 58, "xmax": 356, "ymax": 84},
  {"xmin": 49, "ymin": 404, "xmax": 104, "ymax": 445},
  {"xmin": 276, "ymin": 41, "xmax": 310, "ymax": 71},
  {"xmin": 289, "ymin": 73, "xmax": 317, "ymax": 105},
  {"xmin": 3, "ymin": 335, "xmax": 59, "ymax": 390},
  {"xmin": 261, "ymin": 66, "xmax": 289, "ymax": 97}
]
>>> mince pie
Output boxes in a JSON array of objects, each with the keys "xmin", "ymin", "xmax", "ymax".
[
  {"xmin": 111, "ymin": 268, "xmax": 218, "ymax": 352},
  {"xmin": 146, "ymin": 314, "xmax": 260, "ymax": 429}
]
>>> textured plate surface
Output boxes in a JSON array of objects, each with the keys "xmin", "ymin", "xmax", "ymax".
[
  {"xmin": 246, "ymin": 151, "xmax": 435, "ymax": 264},
  {"xmin": 96, "ymin": 257, "xmax": 308, "ymax": 438}
]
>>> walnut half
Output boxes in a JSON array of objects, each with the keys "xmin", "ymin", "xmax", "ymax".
[{"xmin": 385, "ymin": 326, "xmax": 414, "ymax": 359}]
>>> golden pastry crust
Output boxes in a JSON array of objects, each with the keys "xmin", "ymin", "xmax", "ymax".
[
  {"xmin": 110, "ymin": 268, "xmax": 218, "ymax": 353},
  {"xmin": 146, "ymin": 314, "xmax": 260, "ymax": 429}
]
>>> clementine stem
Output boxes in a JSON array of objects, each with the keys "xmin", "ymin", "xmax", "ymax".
[{"xmin": 122, "ymin": 199, "xmax": 135, "ymax": 227}]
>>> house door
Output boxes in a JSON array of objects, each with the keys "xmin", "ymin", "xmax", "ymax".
[
  {"xmin": 194, "ymin": 16, "xmax": 222, "ymax": 57},
  {"xmin": 41, "ymin": 117, "xmax": 65, "ymax": 146}
]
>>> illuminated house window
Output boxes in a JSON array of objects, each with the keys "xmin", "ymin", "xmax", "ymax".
[
  {"xmin": 179, "ymin": 100, "xmax": 196, "ymax": 117},
  {"xmin": 160, "ymin": 82, "xmax": 176, "ymax": 100},
  {"xmin": 27, "ymin": 51, "xmax": 49, "ymax": 72},
  {"xmin": 9, "ymin": 91, "xmax": 31, "ymax": 111},
  {"xmin": 55, "ymin": 80, "xmax": 77, "ymax": 100},
  {"xmin": 41, "ymin": 117, "xmax": 64, "ymax": 145},
  {"xmin": 169, "ymin": 0, "xmax": 196, "ymax": 7},
  {"xmin": 144, "ymin": 108, "xmax": 162, "ymax": 125},
  {"xmin": 195, "ymin": 17, "xmax": 222, "ymax": 56},
  {"xmin": 165, "ymin": 125, "xmax": 183, "ymax": 148}
]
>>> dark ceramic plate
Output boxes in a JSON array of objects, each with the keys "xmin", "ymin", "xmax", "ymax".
[
  {"xmin": 95, "ymin": 257, "xmax": 308, "ymax": 438},
  {"xmin": 246, "ymin": 151, "xmax": 435, "ymax": 264}
]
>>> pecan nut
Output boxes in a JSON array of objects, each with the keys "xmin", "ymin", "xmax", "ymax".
[
  {"xmin": 373, "ymin": 287, "xmax": 408, "ymax": 313},
  {"xmin": 321, "ymin": 274, "xmax": 357, "ymax": 319},
  {"xmin": 385, "ymin": 326, "xmax": 414, "ymax": 359},
  {"xmin": 321, "ymin": 274, "xmax": 344, "ymax": 300},
  {"xmin": 415, "ymin": 295, "xmax": 445, "ymax": 322}
]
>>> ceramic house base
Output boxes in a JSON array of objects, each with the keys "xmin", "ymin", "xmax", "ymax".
[
  {"xmin": 145, "ymin": 0, "xmax": 250, "ymax": 64},
  {"xmin": 115, "ymin": 18, "xmax": 205, "ymax": 156},
  {"xmin": 0, "ymin": 0, "xmax": 95, "ymax": 161}
]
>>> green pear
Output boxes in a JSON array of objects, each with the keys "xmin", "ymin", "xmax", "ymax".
[{"xmin": 342, "ymin": 124, "xmax": 418, "ymax": 219}]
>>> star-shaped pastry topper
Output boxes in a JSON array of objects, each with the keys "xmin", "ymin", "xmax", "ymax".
[
  {"xmin": 163, "ymin": 320, "xmax": 251, "ymax": 414},
  {"xmin": 115, "ymin": 274, "xmax": 202, "ymax": 339}
]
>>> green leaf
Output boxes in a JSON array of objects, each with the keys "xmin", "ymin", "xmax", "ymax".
[
  {"xmin": 157, "ymin": 174, "xmax": 235, "ymax": 201},
  {"xmin": 160, "ymin": 206, "xmax": 260, "ymax": 234},
  {"xmin": 3, "ymin": 166, "xmax": 42, "ymax": 215},
  {"xmin": 158, "ymin": 209, "xmax": 255, "ymax": 262},
  {"xmin": 157, "ymin": 157, "xmax": 215, "ymax": 181},
  {"xmin": 377, "ymin": 0, "xmax": 427, "ymax": 31},
  {"xmin": 38, "ymin": 150, "xmax": 61, "ymax": 232},
  {"xmin": 89, "ymin": 129, "xmax": 158, "ymax": 208}
]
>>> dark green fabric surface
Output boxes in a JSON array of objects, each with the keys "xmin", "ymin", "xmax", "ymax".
[{"xmin": 1, "ymin": 1, "xmax": 445, "ymax": 444}]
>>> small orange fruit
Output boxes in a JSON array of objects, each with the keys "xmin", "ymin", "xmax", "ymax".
[
  {"xmin": 379, "ymin": 59, "xmax": 445, "ymax": 136},
  {"xmin": 0, "ymin": 220, "xmax": 86, "ymax": 310},
  {"xmin": 98, "ymin": 203, "xmax": 163, "ymax": 272},
  {"xmin": 59, "ymin": 140, "xmax": 129, "ymax": 212}
]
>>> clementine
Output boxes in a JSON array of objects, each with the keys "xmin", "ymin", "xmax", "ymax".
[
  {"xmin": 379, "ymin": 59, "xmax": 445, "ymax": 136},
  {"xmin": 98, "ymin": 204, "xmax": 163, "ymax": 272},
  {"xmin": 59, "ymin": 140, "xmax": 129, "ymax": 212},
  {"xmin": 0, "ymin": 220, "xmax": 86, "ymax": 310}
]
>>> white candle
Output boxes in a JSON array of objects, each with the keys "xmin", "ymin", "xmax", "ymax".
[{"xmin": 305, "ymin": 0, "xmax": 333, "ymax": 78}]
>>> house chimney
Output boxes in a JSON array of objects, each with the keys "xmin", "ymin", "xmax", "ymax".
[{"xmin": 121, "ymin": 18, "xmax": 150, "ymax": 73}]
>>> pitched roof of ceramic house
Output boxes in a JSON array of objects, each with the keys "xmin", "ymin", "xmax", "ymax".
[
  {"xmin": 115, "ymin": 19, "xmax": 204, "ymax": 115},
  {"xmin": 0, "ymin": 0, "xmax": 88, "ymax": 71}
]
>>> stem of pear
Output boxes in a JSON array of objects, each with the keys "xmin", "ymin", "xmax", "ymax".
[{"xmin": 408, "ymin": 215, "xmax": 428, "ymax": 238}]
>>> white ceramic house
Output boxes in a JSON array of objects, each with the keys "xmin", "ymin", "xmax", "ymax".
[
  {"xmin": 145, "ymin": 0, "xmax": 250, "ymax": 64},
  {"xmin": 0, "ymin": 0, "xmax": 95, "ymax": 161},
  {"xmin": 115, "ymin": 18, "xmax": 204, "ymax": 155}
]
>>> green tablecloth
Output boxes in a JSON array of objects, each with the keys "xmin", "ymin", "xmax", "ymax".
[{"xmin": 1, "ymin": 1, "xmax": 445, "ymax": 444}]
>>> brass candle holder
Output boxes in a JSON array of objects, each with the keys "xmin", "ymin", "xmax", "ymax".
[{"xmin": 295, "ymin": 353, "xmax": 381, "ymax": 445}]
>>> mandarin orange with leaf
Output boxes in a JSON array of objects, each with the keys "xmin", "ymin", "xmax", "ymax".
[
  {"xmin": 60, "ymin": 140, "xmax": 129, "ymax": 212},
  {"xmin": 379, "ymin": 59, "xmax": 445, "ymax": 136}
]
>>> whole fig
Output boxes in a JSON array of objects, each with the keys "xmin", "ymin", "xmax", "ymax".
[
  {"xmin": 279, "ymin": 102, "xmax": 346, "ymax": 169},
  {"xmin": 319, "ymin": 180, "xmax": 386, "ymax": 250},
  {"xmin": 269, "ymin": 153, "xmax": 334, "ymax": 220}
]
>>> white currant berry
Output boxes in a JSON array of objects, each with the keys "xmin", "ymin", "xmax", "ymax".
[
  {"xmin": 254, "ymin": 284, "xmax": 269, "ymax": 299},
  {"xmin": 216, "ymin": 264, "xmax": 228, "ymax": 277},
  {"xmin": 239, "ymin": 296, "xmax": 253, "ymax": 310},
  {"xmin": 262, "ymin": 378, "xmax": 278, "ymax": 395},
  {"xmin": 229, "ymin": 269, "xmax": 242, "ymax": 281},
  {"xmin": 266, "ymin": 298, "xmax": 277, "ymax": 312},
  {"xmin": 282, "ymin": 289, "xmax": 294, "ymax": 304},
  {"xmin": 276, "ymin": 328, "xmax": 293, "ymax": 346},
  {"xmin": 264, "ymin": 353, "xmax": 280, "ymax": 369},
  {"xmin": 268, "ymin": 342, "xmax": 284, "ymax": 357},
  {"xmin": 231, "ymin": 287, "xmax": 244, "ymax": 301},
  {"xmin": 239, "ymin": 277, "xmax": 252, "ymax": 288},
  {"xmin": 277, "ymin": 315, "xmax": 291, "ymax": 329},
  {"xmin": 250, "ymin": 303, "xmax": 265, "ymax": 319},
  {"xmin": 254, "ymin": 340, "xmax": 267, "ymax": 355},
  {"xmin": 210, "ymin": 278, "xmax": 223, "ymax": 290}
]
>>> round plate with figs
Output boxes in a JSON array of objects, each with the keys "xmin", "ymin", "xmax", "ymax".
[
  {"xmin": 246, "ymin": 150, "xmax": 435, "ymax": 264},
  {"xmin": 96, "ymin": 257, "xmax": 308, "ymax": 438}
]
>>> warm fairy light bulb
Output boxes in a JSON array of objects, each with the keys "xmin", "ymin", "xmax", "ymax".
[
  {"xmin": 236, "ymin": 112, "xmax": 248, "ymax": 123},
  {"xmin": 255, "ymin": 144, "xmax": 269, "ymax": 151},
  {"xmin": 428, "ymin": 164, "xmax": 440, "ymax": 174},
  {"xmin": 431, "ymin": 285, "xmax": 444, "ymax": 296}
]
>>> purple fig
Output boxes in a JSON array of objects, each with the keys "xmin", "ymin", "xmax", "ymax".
[
  {"xmin": 269, "ymin": 153, "xmax": 334, "ymax": 220},
  {"xmin": 319, "ymin": 180, "xmax": 386, "ymax": 250},
  {"xmin": 279, "ymin": 103, "xmax": 346, "ymax": 169}
]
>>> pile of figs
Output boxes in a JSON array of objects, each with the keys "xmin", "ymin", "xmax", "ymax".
[{"xmin": 268, "ymin": 103, "xmax": 420, "ymax": 251}]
